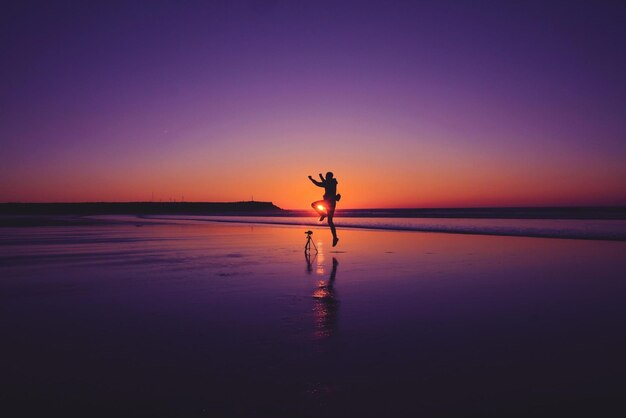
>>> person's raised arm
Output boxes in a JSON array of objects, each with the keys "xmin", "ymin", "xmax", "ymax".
[
  {"xmin": 318, "ymin": 173, "xmax": 325, "ymax": 182},
  {"xmin": 308, "ymin": 175, "xmax": 324, "ymax": 187}
]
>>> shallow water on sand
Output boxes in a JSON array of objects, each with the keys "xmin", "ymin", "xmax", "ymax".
[{"xmin": 1, "ymin": 219, "xmax": 626, "ymax": 417}]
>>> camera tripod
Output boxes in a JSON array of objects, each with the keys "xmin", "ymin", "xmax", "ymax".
[{"xmin": 304, "ymin": 230, "xmax": 318, "ymax": 253}]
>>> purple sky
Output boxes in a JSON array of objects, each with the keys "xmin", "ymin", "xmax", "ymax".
[{"xmin": 1, "ymin": 1, "xmax": 625, "ymax": 207}]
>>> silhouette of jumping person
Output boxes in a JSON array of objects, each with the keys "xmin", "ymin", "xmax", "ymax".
[{"xmin": 308, "ymin": 172, "xmax": 341, "ymax": 247}]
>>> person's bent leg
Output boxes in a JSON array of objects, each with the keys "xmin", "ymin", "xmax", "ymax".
[
  {"xmin": 312, "ymin": 200, "xmax": 327, "ymax": 221},
  {"xmin": 328, "ymin": 213, "xmax": 339, "ymax": 247}
]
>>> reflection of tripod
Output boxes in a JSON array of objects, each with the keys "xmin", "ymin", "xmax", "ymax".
[
  {"xmin": 304, "ymin": 230, "xmax": 318, "ymax": 253},
  {"xmin": 304, "ymin": 250, "xmax": 317, "ymax": 273}
]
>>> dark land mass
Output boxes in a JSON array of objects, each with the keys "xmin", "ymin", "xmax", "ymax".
[
  {"xmin": 0, "ymin": 201, "xmax": 282, "ymax": 227},
  {"xmin": 0, "ymin": 201, "xmax": 282, "ymax": 215}
]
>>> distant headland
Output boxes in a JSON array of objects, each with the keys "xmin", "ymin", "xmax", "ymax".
[{"xmin": 0, "ymin": 201, "xmax": 283, "ymax": 216}]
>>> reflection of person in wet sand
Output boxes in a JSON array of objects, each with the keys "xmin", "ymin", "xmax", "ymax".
[
  {"xmin": 308, "ymin": 172, "xmax": 341, "ymax": 247},
  {"xmin": 312, "ymin": 257, "xmax": 339, "ymax": 339}
]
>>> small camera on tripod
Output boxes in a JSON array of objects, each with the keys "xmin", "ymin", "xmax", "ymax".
[{"xmin": 304, "ymin": 230, "xmax": 317, "ymax": 253}]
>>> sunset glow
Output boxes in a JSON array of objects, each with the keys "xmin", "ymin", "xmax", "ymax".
[{"xmin": 1, "ymin": 2, "xmax": 624, "ymax": 208}]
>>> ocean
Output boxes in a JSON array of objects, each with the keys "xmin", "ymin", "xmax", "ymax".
[{"xmin": 137, "ymin": 210, "xmax": 626, "ymax": 241}]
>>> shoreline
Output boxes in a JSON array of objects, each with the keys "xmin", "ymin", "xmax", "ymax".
[{"xmin": 2, "ymin": 213, "xmax": 626, "ymax": 242}]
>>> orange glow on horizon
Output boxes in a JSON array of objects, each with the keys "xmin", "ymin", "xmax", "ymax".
[{"xmin": 1, "ymin": 135, "xmax": 624, "ymax": 209}]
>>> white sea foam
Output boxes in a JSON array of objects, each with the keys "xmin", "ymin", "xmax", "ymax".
[{"xmin": 140, "ymin": 215, "xmax": 626, "ymax": 241}]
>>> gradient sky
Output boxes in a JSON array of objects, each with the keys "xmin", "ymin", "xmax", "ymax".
[{"xmin": 1, "ymin": 0, "xmax": 625, "ymax": 208}]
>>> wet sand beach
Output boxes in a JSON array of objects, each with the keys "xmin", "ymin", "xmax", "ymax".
[{"xmin": 2, "ymin": 217, "xmax": 625, "ymax": 417}]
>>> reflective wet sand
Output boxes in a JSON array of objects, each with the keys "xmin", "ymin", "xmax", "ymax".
[{"xmin": 2, "ymin": 219, "xmax": 625, "ymax": 417}]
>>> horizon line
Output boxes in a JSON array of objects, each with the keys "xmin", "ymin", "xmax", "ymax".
[{"xmin": 2, "ymin": 201, "xmax": 625, "ymax": 210}]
